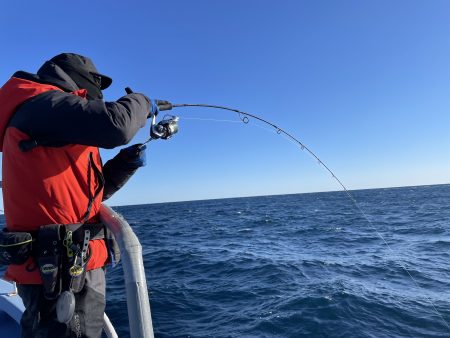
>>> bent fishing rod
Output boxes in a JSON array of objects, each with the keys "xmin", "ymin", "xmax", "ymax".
[{"xmin": 127, "ymin": 87, "xmax": 450, "ymax": 331}]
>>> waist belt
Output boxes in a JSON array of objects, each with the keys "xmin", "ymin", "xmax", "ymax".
[
  {"xmin": 0, "ymin": 223, "xmax": 105, "ymax": 266},
  {"xmin": 65, "ymin": 223, "xmax": 105, "ymax": 243}
]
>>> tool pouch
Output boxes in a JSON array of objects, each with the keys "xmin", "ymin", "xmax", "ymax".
[
  {"xmin": 37, "ymin": 224, "xmax": 63, "ymax": 300},
  {"xmin": 0, "ymin": 229, "xmax": 33, "ymax": 265},
  {"xmin": 63, "ymin": 224, "xmax": 89, "ymax": 293}
]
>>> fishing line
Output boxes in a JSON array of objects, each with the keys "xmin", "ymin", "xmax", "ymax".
[
  {"xmin": 183, "ymin": 114, "xmax": 415, "ymax": 335},
  {"xmin": 167, "ymin": 102, "xmax": 450, "ymax": 331}
]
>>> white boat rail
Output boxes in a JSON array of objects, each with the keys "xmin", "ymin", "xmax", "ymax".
[
  {"xmin": 100, "ymin": 204, "xmax": 155, "ymax": 338},
  {"xmin": 103, "ymin": 313, "xmax": 119, "ymax": 338}
]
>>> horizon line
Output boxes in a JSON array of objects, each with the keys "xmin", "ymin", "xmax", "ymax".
[{"xmin": 110, "ymin": 182, "xmax": 450, "ymax": 209}]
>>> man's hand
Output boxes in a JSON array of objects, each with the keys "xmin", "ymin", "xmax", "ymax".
[
  {"xmin": 118, "ymin": 144, "xmax": 147, "ymax": 169},
  {"xmin": 150, "ymin": 100, "xmax": 159, "ymax": 116}
]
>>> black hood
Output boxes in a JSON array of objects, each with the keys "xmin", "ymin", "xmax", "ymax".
[
  {"xmin": 37, "ymin": 53, "xmax": 112, "ymax": 100},
  {"xmin": 14, "ymin": 61, "xmax": 80, "ymax": 93}
]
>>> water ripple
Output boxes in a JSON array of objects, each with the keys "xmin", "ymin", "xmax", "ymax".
[{"xmin": 102, "ymin": 185, "xmax": 450, "ymax": 337}]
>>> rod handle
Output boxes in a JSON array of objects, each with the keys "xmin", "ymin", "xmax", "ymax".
[
  {"xmin": 126, "ymin": 88, "xmax": 173, "ymax": 111},
  {"xmin": 155, "ymin": 100, "xmax": 173, "ymax": 111}
]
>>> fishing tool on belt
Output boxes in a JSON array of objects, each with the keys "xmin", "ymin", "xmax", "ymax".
[
  {"xmin": 32, "ymin": 223, "xmax": 103, "ymax": 323},
  {"xmin": 56, "ymin": 226, "xmax": 91, "ymax": 323},
  {"xmin": 144, "ymin": 97, "xmax": 450, "ymax": 331}
]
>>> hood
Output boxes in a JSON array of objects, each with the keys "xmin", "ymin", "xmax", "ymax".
[
  {"xmin": 0, "ymin": 77, "xmax": 61, "ymax": 151},
  {"xmin": 28, "ymin": 61, "xmax": 80, "ymax": 93},
  {"xmin": 44, "ymin": 53, "xmax": 112, "ymax": 100},
  {"xmin": 48, "ymin": 53, "xmax": 112, "ymax": 90}
]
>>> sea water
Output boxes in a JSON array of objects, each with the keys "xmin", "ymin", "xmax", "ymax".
[
  {"xmin": 1, "ymin": 185, "xmax": 449, "ymax": 337},
  {"xmin": 104, "ymin": 184, "xmax": 450, "ymax": 337}
]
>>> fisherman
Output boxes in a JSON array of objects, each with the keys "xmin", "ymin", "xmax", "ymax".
[{"xmin": 0, "ymin": 53, "xmax": 155, "ymax": 337}]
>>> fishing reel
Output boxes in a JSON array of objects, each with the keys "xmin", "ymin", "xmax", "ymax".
[
  {"xmin": 149, "ymin": 114, "xmax": 179, "ymax": 140},
  {"xmin": 150, "ymin": 99, "xmax": 178, "ymax": 140},
  {"xmin": 124, "ymin": 88, "xmax": 179, "ymax": 142}
]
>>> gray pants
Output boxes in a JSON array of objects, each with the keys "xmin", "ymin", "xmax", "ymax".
[{"xmin": 17, "ymin": 268, "xmax": 106, "ymax": 338}]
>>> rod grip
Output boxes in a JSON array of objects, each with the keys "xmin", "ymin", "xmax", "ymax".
[
  {"xmin": 126, "ymin": 88, "xmax": 173, "ymax": 111},
  {"xmin": 155, "ymin": 100, "xmax": 173, "ymax": 111}
]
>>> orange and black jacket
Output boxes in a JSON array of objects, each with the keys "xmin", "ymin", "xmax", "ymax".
[{"xmin": 0, "ymin": 61, "xmax": 150, "ymax": 283}]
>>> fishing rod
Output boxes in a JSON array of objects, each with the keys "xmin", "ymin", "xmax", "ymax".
[{"xmin": 138, "ymin": 91, "xmax": 450, "ymax": 331}]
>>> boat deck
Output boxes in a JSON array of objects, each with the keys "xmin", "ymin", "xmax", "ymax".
[{"xmin": 0, "ymin": 279, "xmax": 24, "ymax": 336}]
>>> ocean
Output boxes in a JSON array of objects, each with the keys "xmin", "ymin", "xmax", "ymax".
[
  {"xmin": 105, "ymin": 184, "xmax": 450, "ymax": 338},
  {"xmin": 2, "ymin": 184, "xmax": 450, "ymax": 337}
]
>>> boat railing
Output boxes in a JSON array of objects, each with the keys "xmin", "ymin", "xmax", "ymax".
[{"xmin": 100, "ymin": 204, "xmax": 155, "ymax": 338}]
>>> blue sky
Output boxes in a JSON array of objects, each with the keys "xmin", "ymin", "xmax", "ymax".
[{"xmin": 0, "ymin": 0, "xmax": 449, "ymax": 206}]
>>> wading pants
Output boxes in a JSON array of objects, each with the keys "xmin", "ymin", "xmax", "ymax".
[{"xmin": 17, "ymin": 268, "xmax": 105, "ymax": 338}]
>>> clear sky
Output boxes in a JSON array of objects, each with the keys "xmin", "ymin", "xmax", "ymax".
[{"xmin": 0, "ymin": 0, "xmax": 449, "ymax": 206}]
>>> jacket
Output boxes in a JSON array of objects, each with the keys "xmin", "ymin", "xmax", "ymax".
[{"xmin": 0, "ymin": 61, "xmax": 150, "ymax": 283}]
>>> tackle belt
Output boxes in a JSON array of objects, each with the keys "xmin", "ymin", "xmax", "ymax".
[
  {"xmin": 0, "ymin": 223, "xmax": 107, "ymax": 300},
  {"xmin": 37, "ymin": 223, "xmax": 106, "ymax": 299}
]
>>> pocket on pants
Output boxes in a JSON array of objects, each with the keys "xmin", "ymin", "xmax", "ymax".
[{"xmin": 70, "ymin": 269, "xmax": 106, "ymax": 338}]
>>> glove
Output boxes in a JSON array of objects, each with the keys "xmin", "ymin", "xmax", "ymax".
[
  {"xmin": 150, "ymin": 99, "xmax": 159, "ymax": 117},
  {"xmin": 118, "ymin": 144, "xmax": 147, "ymax": 169}
]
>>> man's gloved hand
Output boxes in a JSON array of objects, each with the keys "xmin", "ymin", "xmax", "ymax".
[
  {"xmin": 150, "ymin": 99, "xmax": 159, "ymax": 117},
  {"xmin": 118, "ymin": 144, "xmax": 147, "ymax": 169}
]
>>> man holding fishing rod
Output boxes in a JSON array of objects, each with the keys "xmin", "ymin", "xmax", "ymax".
[{"xmin": 0, "ymin": 53, "xmax": 157, "ymax": 337}]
